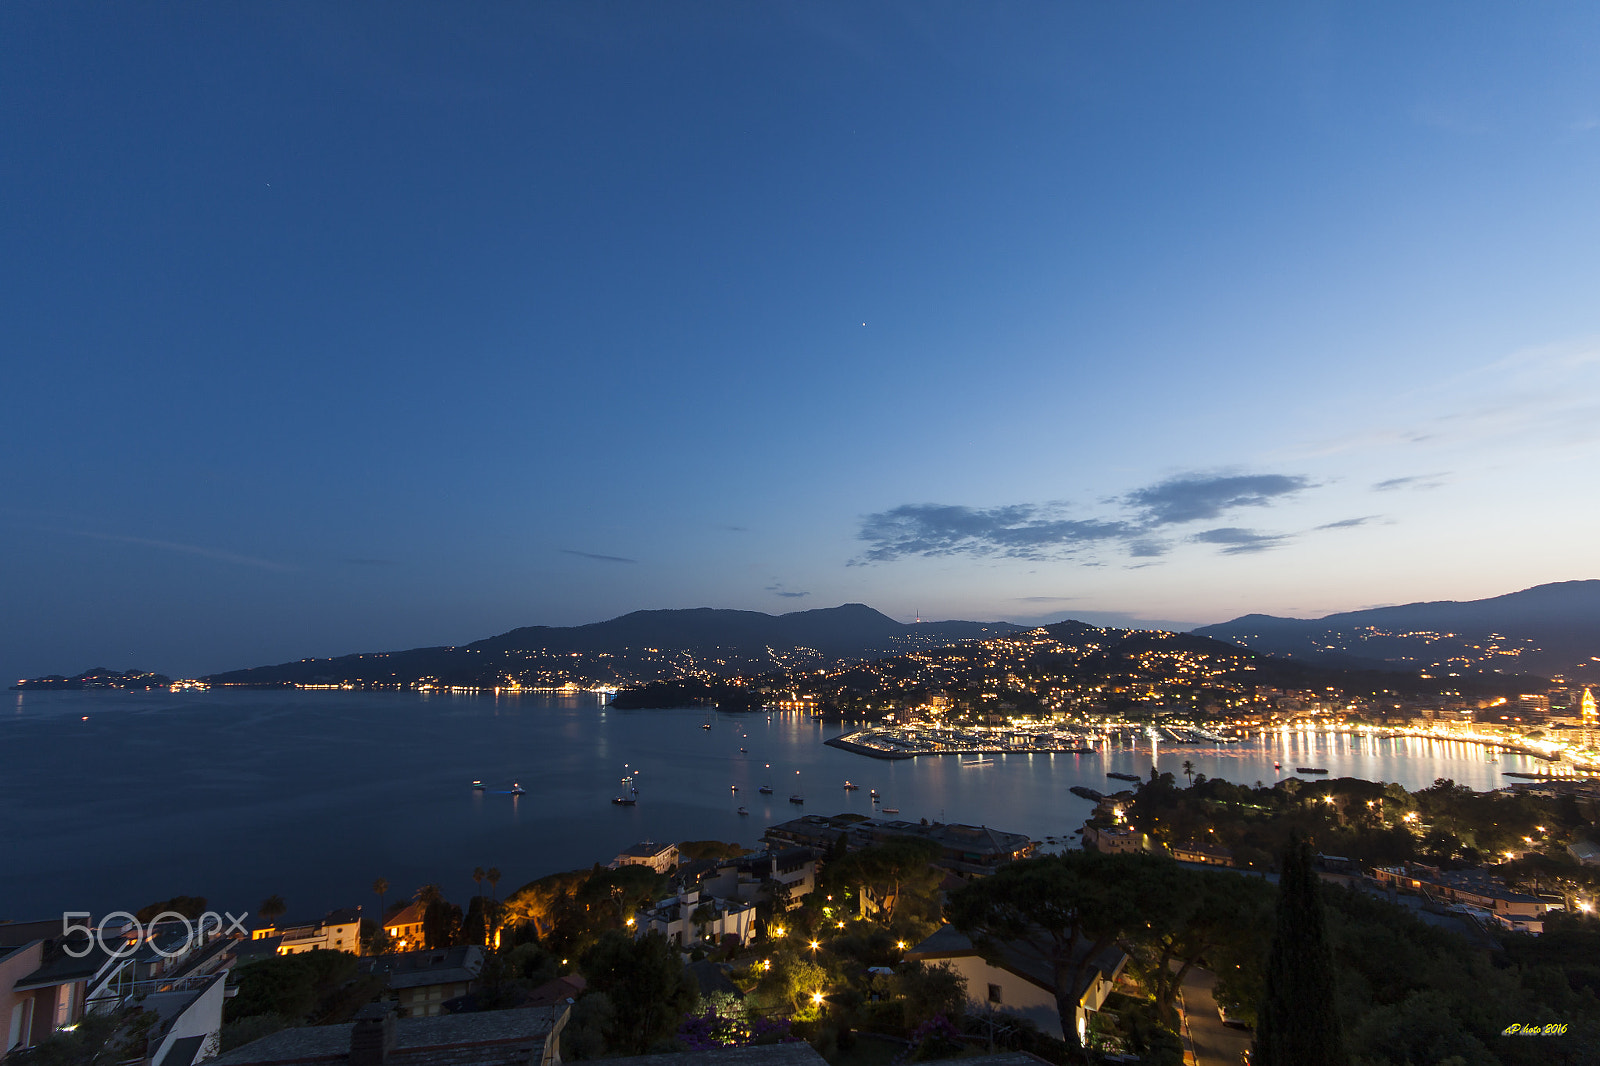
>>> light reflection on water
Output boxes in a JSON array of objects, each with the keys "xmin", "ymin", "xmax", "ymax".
[{"xmin": 0, "ymin": 689, "xmax": 1540, "ymax": 920}]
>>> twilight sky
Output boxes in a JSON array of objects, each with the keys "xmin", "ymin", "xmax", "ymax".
[{"xmin": 5, "ymin": 3, "xmax": 1600, "ymax": 681}]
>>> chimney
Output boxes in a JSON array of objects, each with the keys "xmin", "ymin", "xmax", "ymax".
[{"xmin": 351, "ymin": 1005, "xmax": 397, "ymax": 1066}]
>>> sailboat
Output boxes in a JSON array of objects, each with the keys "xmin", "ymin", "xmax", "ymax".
[
  {"xmin": 789, "ymin": 769, "xmax": 805, "ymax": 805},
  {"xmin": 613, "ymin": 770, "xmax": 638, "ymax": 805}
]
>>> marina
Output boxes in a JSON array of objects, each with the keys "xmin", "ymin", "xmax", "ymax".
[{"xmin": 0, "ymin": 688, "xmax": 1569, "ymax": 919}]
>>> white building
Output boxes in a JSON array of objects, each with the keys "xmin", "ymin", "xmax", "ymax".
[
  {"xmin": 613, "ymin": 841, "xmax": 679, "ymax": 875},
  {"xmin": 634, "ymin": 889, "xmax": 756, "ymax": 948},
  {"xmin": 906, "ymin": 925, "xmax": 1126, "ymax": 1045},
  {"xmin": 697, "ymin": 848, "xmax": 818, "ymax": 909}
]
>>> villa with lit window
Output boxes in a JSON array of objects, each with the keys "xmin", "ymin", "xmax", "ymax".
[
  {"xmin": 906, "ymin": 924, "xmax": 1127, "ymax": 1046},
  {"xmin": 383, "ymin": 903, "xmax": 426, "ymax": 951}
]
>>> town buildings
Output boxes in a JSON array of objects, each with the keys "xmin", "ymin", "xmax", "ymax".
[
  {"xmin": 357, "ymin": 946, "xmax": 484, "ymax": 1019},
  {"xmin": 905, "ymin": 925, "xmax": 1127, "ymax": 1045},
  {"xmin": 382, "ymin": 905, "xmax": 426, "ymax": 952},
  {"xmin": 251, "ymin": 909, "xmax": 363, "ymax": 956},
  {"xmin": 764, "ymin": 814, "xmax": 1034, "ymax": 875},
  {"xmin": 210, "ymin": 1004, "xmax": 565, "ymax": 1066},
  {"xmin": 612, "ymin": 842, "xmax": 679, "ymax": 875},
  {"xmin": 1372, "ymin": 864, "xmax": 1551, "ymax": 932},
  {"xmin": 3, "ymin": 917, "xmax": 231, "ymax": 1064},
  {"xmin": 633, "ymin": 889, "xmax": 757, "ymax": 948}
]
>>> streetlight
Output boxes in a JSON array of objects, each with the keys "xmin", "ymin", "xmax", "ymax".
[
  {"xmin": 811, "ymin": 992, "xmax": 825, "ymax": 1006},
  {"xmin": 808, "ymin": 940, "xmax": 819, "ymax": 952}
]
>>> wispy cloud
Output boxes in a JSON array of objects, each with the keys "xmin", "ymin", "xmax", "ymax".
[
  {"xmin": 1123, "ymin": 474, "xmax": 1311, "ymax": 525},
  {"xmin": 1372, "ymin": 473, "xmax": 1448, "ymax": 492},
  {"xmin": 559, "ymin": 549, "xmax": 637, "ymax": 564},
  {"xmin": 855, "ymin": 472, "xmax": 1314, "ymax": 564},
  {"xmin": 63, "ymin": 530, "xmax": 296, "ymax": 572},
  {"xmin": 765, "ymin": 581, "xmax": 809, "ymax": 599},
  {"xmin": 855, "ymin": 503, "xmax": 1134, "ymax": 563},
  {"xmin": 1016, "ymin": 595, "xmax": 1076, "ymax": 603},
  {"xmin": 1189, "ymin": 527, "xmax": 1290, "ymax": 555},
  {"xmin": 1314, "ymin": 516, "xmax": 1378, "ymax": 530}
]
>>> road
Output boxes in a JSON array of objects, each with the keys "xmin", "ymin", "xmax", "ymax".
[{"xmin": 1178, "ymin": 966, "xmax": 1253, "ymax": 1066}]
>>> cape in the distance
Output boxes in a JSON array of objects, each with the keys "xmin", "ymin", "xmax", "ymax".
[{"xmin": 13, "ymin": 581, "xmax": 1600, "ymax": 690}]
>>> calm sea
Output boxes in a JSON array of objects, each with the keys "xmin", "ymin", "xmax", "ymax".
[{"xmin": 0, "ymin": 689, "xmax": 1538, "ymax": 923}]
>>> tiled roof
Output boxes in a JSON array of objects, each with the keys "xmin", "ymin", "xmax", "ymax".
[
  {"xmin": 384, "ymin": 903, "xmax": 426, "ymax": 929},
  {"xmin": 360, "ymin": 946, "xmax": 484, "ymax": 990},
  {"xmin": 906, "ymin": 925, "xmax": 1125, "ymax": 1004},
  {"xmin": 610, "ymin": 1044, "xmax": 826, "ymax": 1066},
  {"xmin": 211, "ymin": 1006, "xmax": 560, "ymax": 1066}
]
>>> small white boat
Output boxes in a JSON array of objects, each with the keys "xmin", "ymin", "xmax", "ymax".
[
  {"xmin": 843, "ymin": 781, "xmax": 860, "ymax": 790},
  {"xmin": 471, "ymin": 780, "xmax": 485, "ymax": 790},
  {"xmin": 510, "ymin": 782, "xmax": 526, "ymax": 795},
  {"xmin": 736, "ymin": 806, "xmax": 749, "ymax": 815},
  {"xmin": 881, "ymin": 807, "xmax": 899, "ymax": 815},
  {"xmin": 960, "ymin": 758, "xmax": 995, "ymax": 768}
]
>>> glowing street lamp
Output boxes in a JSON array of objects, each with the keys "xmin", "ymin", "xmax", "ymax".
[
  {"xmin": 808, "ymin": 940, "xmax": 820, "ymax": 952},
  {"xmin": 811, "ymin": 992, "xmax": 825, "ymax": 1006}
]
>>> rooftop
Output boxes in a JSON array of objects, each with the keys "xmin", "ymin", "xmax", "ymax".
[
  {"xmin": 358, "ymin": 946, "xmax": 484, "ymax": 990},
  {"xmin": 212, "ymin": 1006, "xmax": 561, "ymax": 1066},
  {"xmin": 907, "ymin": 925, "xmax": 1125, "ymax": 1004}
]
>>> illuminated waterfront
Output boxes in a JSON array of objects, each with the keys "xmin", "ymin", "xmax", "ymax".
[{"xmin": 1, "ymin": 689, "xmax": 1564, "ymax": 921}]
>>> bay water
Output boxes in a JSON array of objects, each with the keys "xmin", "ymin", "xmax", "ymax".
[{"xmin": 1, "ymin": 689, "xmax": 1535, "ymax": 923}]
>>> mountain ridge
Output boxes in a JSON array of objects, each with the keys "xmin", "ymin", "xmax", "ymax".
[
  {"xmin": 203, "ymin": 603, "xmax": 1026, "ymax": 687},
  {"xmin": 1193, "ymin": 579, "xmax": 1600, "ymax": 680}
]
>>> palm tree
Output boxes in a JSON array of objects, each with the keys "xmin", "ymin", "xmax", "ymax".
[
  {"xmin": 473, "ymin": 866, "xmax": 486, "ymax": 902},
  {"xmin": 1182, "ymin": 759, "xmax": 1195, "ymax": 786},
  {"xmin": 373, "ymin": 877, "xmax": 389, "ymax": 920},
  {"xmin": 415, "ymin": 883, "xmax": 442, "ymax": 906},
  {"xmin": 485, "ymin": 868, "xmax": 503, "ymax": 946},
  {"xmin": 259, "ymin": 894, "xmax": 286, "ymax": 924}
]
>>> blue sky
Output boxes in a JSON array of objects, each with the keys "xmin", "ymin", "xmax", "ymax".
[{"xmin": 5, "ymin": 3, "xmax": 1600, "ymax": 680}]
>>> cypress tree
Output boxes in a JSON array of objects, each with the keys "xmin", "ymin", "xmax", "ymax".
[{"xmin": 1254, "ymin": 833, "xmax": 1346, "ymax": 1066}]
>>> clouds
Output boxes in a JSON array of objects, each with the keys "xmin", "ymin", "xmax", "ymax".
[
  {"xmin": 765, "ymin": 581, "xmax": 809, "ymax": 598},
  {"xmin": 1189, "ymin": 527, "xmax": 1289, "ymax": 555},
  {"xmin": 63, "ymin": 530, "xmax": 296, "ymax": 572},
  {"xmin": 1373, "ymin": 473, "xmax": 1448, "ymax": 492},
  {"xmin": 855, "ymin": 504, "xmax": 1135, "ymax": 563},
  {"xmin": 855, "ymin": 471, "xmax": 1320, "ymax": 565},
  {"xmin": 1123, "ymin": 474, "xmax": 1311, "ymax": 525},
  {"xmin": 559, "ymin": 549, "xmax": 637, "ymax": 564}
]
